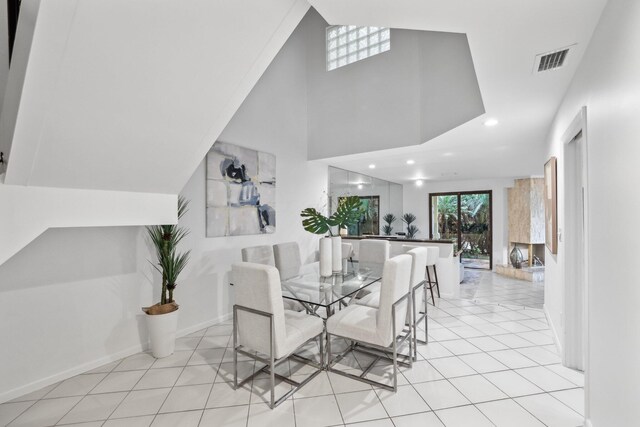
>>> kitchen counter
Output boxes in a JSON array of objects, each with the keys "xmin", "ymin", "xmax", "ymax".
[{"xmin": 341, "ymin": 236, "xmax": 461, "ymax": 298}]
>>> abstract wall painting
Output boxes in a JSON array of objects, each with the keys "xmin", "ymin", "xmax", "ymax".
[
  {"xmin": 544, "ymin": 156, "xmax": 558, "ymax": 254},
  {"xmin": 206, "ymin": 141, "xmax": 276, "ymax": 237}
]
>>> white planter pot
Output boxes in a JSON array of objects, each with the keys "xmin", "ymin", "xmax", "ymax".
[
  {"xmin": 146, "ymin": 309, "xmax": 179, "ymax": 358},
  {"xmin": 319, "ymin": 237, "xmax": 333, "ymax": 277},
  {"xmin": 331, "ymin": 236, "xmax": 342, "ymax": 273}
]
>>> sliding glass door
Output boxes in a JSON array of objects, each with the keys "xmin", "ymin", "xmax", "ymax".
[{"xmin": 429, "ymin": 191, "xmax": 492, "ymax": 270}]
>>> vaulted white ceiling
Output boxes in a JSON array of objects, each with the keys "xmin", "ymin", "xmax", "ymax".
[{"xmin": 310, "ymin": 0, "xmax": 607, "ymax": 183}]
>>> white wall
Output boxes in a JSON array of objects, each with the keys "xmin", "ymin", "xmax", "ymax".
[
  {"xmin": 0, "ymin": 14, "xmax": 327, "ymax": 402},
  {"xmin": 403, "ymin": 178, "xmax": 517, "ymax": 266},
  {"xmin": 0, "ymin": 227, "xmax": 152, "ymax": 402},
  {"xmin": 303, "ymin": 9, "xmax": 484, "ymax": 160},
  {"xmin": 543, "ymin": 0, "xmax": 640, "ymax": 425}
]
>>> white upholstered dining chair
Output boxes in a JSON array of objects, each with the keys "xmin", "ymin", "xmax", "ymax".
[
  {"xmin": 358, "ymin": 239, "xmax": 390, "ymax": 265},
  {"xmin": 342, "ymin": 242, "xmax": 353, "ymax": 261},
  {"xmin": 405, "ymin": 246, "xmax": 429, "ymax": 354},
  {"xmin": 232, "ymin": 262, "xmax": 324, "ymax": 408},
  {"xmin": 273, "ymin": 242, "xmax": 302, "ymax": 280},
  {"xmin": 325, "ymin": 254, "xmax": 413, "ymax": 391},
  {"xmin": 242, "ymin": 245, "xmax": 303, "ymax": 312},
  {"xmin": 241, "ymin": 245, "xmax": 275, "ymax": 266},
  {"xmin": 356, "ymin": 246, "xmax": 428, "ymax": 361},
  {"xmin": 356, "ymin": 239, "xmax": 390, "ymax": 296}
]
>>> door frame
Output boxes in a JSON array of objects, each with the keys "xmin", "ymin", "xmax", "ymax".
[
  {"xmin": 562, "ymin": 107, "xmax": 590, "ymax": 374},
  {"xmin": 561, "ymin": 107, "xmax": 590, "ymax": 422},
  {"xmin": 428, "ymin": 190, "xmax": 493, "ymax": 270}
]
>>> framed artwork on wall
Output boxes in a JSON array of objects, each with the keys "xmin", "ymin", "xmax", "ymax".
[
  {"xmin": 544, "ymin": 156, "xmax": 558, "ymax": 254},
  {"xmin": 206, "ymin": 141, "xmax": 276, "ymax": 237}
]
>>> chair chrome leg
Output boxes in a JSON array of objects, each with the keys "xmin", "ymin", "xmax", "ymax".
[
  {"xmin": 433, "ymin": 265, "xmax": 440, "ymax": 298},
  {"xmin": 424, "ymin": 282, "xmax": 429, "ymax": 344},
  {"xmin": 319, "ymin": 333, "xmax": 324, "ymax": 368},
  {"xmin": 269, "ymin": 315, "xmax": 275, "ymax": 409},
  {"xmin": 392, "ymin": 307, "xmax": 398, "ymax": 392},
  {"xmin": 414, "ymin": 282, "xmax": 430, "ymax": 346},
  {"xmin": 412, "ymin": 288, "xmax": 418, "ymax": 361},
  {"xmin": 326, "ymin": 332, "xmax": 332, "ymax": 369},
  {"xmin": 233, "ymin": 306, "xmax": 238, "ymax": 389}
]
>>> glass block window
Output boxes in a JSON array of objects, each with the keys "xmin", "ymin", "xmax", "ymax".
[{"xmin": 326, "ymin": 25, "xmax": 390, "ymax": 71}]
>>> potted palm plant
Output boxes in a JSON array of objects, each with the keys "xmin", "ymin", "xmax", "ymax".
[
  {"xmin": 403, "ymin": 213, "xmax": 419, "ymax": 239},
  {"xmin": 301, "ymin": 196, "xmax": 364, "ymax": 275},
  {"xmin": 382, "ymin": 213, "xmax": 396, "ymax": 236},
  {"xmin": 144, "ymin": 196, "xmax": 191, "ymax": 358}
]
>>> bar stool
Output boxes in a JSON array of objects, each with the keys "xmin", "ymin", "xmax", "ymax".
[{"xmin": 425, "ymin": 247, "xmax": 440, "ymax": 305}]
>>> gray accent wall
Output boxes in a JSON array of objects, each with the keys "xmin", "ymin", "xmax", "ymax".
[{"xmin": 302, "ymin": 9, "xmax": 485, "ymax": 159}]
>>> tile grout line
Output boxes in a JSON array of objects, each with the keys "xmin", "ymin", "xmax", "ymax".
[{"xmin": 148, "ymin": 331, "xmax": 210, "ymax": 427}]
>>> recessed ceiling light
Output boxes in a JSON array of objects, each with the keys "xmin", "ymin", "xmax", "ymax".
[
  {"xmin": 442, "ymin": 152, "xmax": 454, "ymax": 157},
  {"xmin": 415, "ymin": 179, "xmax": 423, "ymax": 187},
  {"xmin": 406, "ymin": 160, "xmax": 415, "ymax": 165},
  {"xmin": 357, "ymin": 184, "xmax": 363, "ymax": 190},
  {"xmin": 484, "ymin": 118, "xmax": 499, "ymax": 127},
  {"xmin": 368, "ymin": 164, "xmax": 376, "ymax": 169}
]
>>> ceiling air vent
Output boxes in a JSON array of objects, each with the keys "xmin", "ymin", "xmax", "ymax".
[{"xmin": 533, "ymin": 45, "xmax": 575, "ymax": 73}]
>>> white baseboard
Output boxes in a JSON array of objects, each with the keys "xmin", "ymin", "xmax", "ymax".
[
  {"xmin": 176, "ymin": 312, "xmax": 232, "ymax": 338},
  {"xmin": 543, "ymin": 304, "xmax": 563, "ymax": 356},
  {"xmin": 0, "ymin": 312, "xmax": 232, "ymax": 404},
  {"xmin": 0, "ymin": 342, "xmax": 146, "ymax": 404}
]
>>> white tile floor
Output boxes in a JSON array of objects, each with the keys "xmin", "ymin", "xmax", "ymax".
[
  {"xmin": 1, "ymin": 297, "xmax": 584, "ymax": 427},
  {"xmin": 460, "ymin": 270, "xmax": 545, "ymax": 309}
]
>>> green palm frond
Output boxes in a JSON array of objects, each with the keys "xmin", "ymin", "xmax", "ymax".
[
  {"xmin": 402, "ymin": 213, "xmax": 417, "ymax": 225},
  {"xmin": 406, "ymin": 224, "xmax": 419, "ymax": 238},
  {"xmin": 382, "ymin": 213, "xmax": 397, "ymax": 225},
  {"xmin": 146, "ymin": 197, "xmax": 191, "ymax": 305},
  {"xmin": 155, "ymin": 249, "xmax": 191, "ymax": 286},
  {"xmin": 177, "ymin": 196, "xmax": 189, "ymax": 220}
]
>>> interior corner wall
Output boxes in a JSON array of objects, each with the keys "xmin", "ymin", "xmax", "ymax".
[
  {"xmin": 0, "ymin": 13, "xmax": 326, "ymax": 403},
  {"xmin": 402, "ymin": 178, "xmax": 516, "ymax": 267},
  {"xmin": 543, "ymin": 0, "xmax": 640, "ymax": 424}
]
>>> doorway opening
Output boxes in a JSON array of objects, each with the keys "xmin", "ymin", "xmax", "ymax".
[{"xmin": 429, "ymin": 191, "xmax": 493, "ymax": 270}]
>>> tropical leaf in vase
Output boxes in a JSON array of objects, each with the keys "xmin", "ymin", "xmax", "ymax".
[
  {"xmin": 301, "ymin": 208, "xmax": 332, "ymax": 235},
  {"xmin": 329, "ymin": 196, "xmax": 366, "ymax": 229}
]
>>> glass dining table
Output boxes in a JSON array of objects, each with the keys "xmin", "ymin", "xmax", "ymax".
[{"xmin": 281, "ymin": 261, "xmax": 384, "ymax": 318}]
